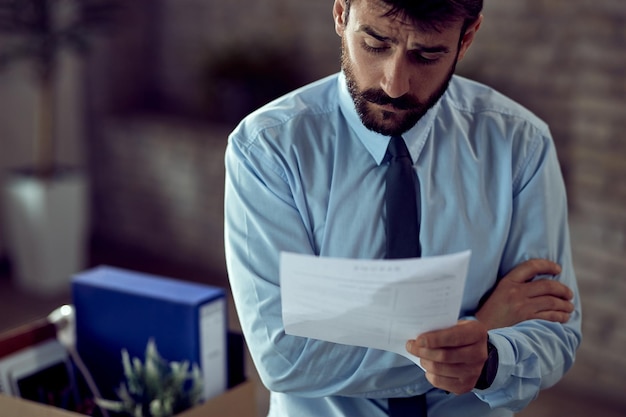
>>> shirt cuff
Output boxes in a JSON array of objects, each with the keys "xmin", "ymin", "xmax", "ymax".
[{"xmin": 473, "ymin": 332, "xmax": 512, "ymax": 393}]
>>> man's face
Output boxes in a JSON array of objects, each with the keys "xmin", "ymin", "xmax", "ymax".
[{"xmin": 334, "ymin": 0, "xmax": 480, "ymax": 136}]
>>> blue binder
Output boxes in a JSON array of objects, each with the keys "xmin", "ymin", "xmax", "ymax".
[{"xmin": 72, "ymin": 266, "xmax": 227, "ymax": 402}]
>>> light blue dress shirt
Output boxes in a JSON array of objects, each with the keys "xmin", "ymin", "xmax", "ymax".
[{"xmin": 224, "ymin": 72, "xmax": 582, "ymax": 417}]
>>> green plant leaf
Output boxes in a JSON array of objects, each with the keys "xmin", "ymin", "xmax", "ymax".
[{"xmin": 105, "ymin": 339, "xmax": 204, "ymax": 417}]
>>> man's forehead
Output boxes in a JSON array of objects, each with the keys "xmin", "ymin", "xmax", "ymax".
[{"xmin": 351, "ymin": 0, "xmax": 464, "ymax": 43}]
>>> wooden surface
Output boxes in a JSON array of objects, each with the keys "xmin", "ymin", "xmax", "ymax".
[
  {"xmin": 0, "ymin": 393, "xmax": 85, "ymax": 417},
  {"xmin": 0, "ymin": 381, "xmax": 256, "ymax": 417}
]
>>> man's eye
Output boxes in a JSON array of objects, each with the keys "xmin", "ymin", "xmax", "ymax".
[
  {"xmin": 411, "ymin": 52, "xmax": 443, "ymax": 65},
  {"xmin": 362, "ymin": 41, "xmax": 389, "ymax": 54}
]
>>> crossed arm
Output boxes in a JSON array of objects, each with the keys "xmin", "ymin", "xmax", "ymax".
[{"xmin": 406, "ymin": 259, "xmax": 576, "ymax": 394}]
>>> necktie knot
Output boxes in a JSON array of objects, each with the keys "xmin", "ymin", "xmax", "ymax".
[{"xmin": 387, "ymin": 136, "xmax": 411, "ymax": 161}]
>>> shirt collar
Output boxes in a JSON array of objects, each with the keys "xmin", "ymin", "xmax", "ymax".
[{"xmin": 337, "ymin": 71, "xmax": 441, "ymax": 166}]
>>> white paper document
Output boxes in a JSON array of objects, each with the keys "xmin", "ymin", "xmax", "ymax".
[{"xmin": 280, "ymin": 250, "xmax": 471, "ymax": 366}]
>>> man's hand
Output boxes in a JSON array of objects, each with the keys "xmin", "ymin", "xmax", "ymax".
[
  {"xmin": 476, "ymin": 259, "xmax": 575, "ymax": 330},
  {"xmin": 407, "ymin": 320, "xmax": 488, "ymax": 394},
  {"xmin": 406, "ymin": 260, "xmax": 575, "ymax": 394}
]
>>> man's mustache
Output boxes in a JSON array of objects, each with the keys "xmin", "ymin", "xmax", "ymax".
[{"xmin": 360, "ymin": 89, "xmax": 421, "ymax": 110}]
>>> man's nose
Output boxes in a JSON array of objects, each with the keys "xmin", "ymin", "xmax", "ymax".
[{"xmin": 380, "ymin": 55, "xmax": 411, "ymax": 99}]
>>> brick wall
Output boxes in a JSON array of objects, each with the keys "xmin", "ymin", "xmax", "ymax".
[
  {"xmin": 90, "ymin": 115, "xmax": 231, "ymax": 281},
  {"xmin": 88, "ymin": 0, "xmax": 626, "ymax": 406},
  {"xmin": 457, "ymin": 1, "xmax": 626, "ymax": 402}
]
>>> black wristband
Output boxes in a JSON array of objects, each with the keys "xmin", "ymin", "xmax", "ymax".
[{"xmin": 475, "ymin": 341, "xmax": 498, "ymax": 390}]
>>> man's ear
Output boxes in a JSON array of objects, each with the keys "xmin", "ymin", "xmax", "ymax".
[
  {"xmin": 333, "ymin": 0, "xmax": 347, "ymax": 37},
  {"xmin": 458, "ymin": 14, "xmax": 483, "ymax": 61}
]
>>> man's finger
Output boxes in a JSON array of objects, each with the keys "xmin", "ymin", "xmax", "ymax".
[
  {"xmin": 535, "ymin": 311, "xmax": 572, "ymax": 323},
  {"xmin": 503, "ymin": 259, "xmax": 562, "ymax": 284},
  {"xmin": 420, "ymin": 358, "xmax": 484, "ymax": 379},
  {"xmin": 423, "ymin": 371, "xmax": 478, "ymax": 395},
  {"xmin": 414, "ymin": 343, "xmax": 485, "ymax": 364},
  {"xmin": 416, "ymin": 320, "xmax": 486, "ymax": 349},
  {"xmin": 534, "ymin": 295, "xmax": 575, "ymax": 312},
  {"xmin": 526, "ymin": 279, "xmax": 574, "ymax": 300}
]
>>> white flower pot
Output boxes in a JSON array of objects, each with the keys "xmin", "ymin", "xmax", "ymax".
[{"xmin": 3, "ymin": 169, "xmax": 89, "ymax": 296}]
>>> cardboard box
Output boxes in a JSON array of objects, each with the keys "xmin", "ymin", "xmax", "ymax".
[
  {"xmin": 0, "ymin": 380, "xmax": 256, "ymax": 417},
  {"xmin": 0, "ymin": 313, "xmax": 250, "ymax": 417},
  {"xmin": 0, "ymin": 265, "xmax": 251, "ymax": 417}
]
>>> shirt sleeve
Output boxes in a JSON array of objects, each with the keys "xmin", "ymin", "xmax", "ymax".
[
  {"xmin": 223, "ymin": 129, "xmax": 430, "ymax": 399},
  {"xmin": 473, "ymin": 130, "xmax": 582, "ymax": 411}
]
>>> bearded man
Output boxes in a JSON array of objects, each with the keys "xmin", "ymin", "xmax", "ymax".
[{"xmin": 224, "ymin": 1, "xmax": 581, "ymax": 416}]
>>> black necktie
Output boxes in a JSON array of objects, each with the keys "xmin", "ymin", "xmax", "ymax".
[
  {"xmin": 385, "ymin": 136, "xmax": 426, "ymax": 417},
  {"xmin": 385, "ymin": 136, "xmax": 421, "ymax": 258}
]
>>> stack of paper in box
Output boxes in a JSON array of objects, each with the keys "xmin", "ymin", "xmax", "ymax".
[{"xmin": 72, "ymin": 266, "xmax": 227, "ymax": 402}]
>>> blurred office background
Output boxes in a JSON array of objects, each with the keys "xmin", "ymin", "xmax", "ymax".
[{"xmin": 0, "ymin": 1, "xmax": 625, "ymax": 416}]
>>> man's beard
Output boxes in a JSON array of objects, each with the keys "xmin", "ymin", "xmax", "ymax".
[{"xmin": 341, "ymin": 40, "xmax": 457, "ymax": 137}]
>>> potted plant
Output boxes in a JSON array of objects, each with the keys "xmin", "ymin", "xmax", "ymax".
[
  {"xmin": 0, "ymin": 0, "xmax": 120, "ymax": 295},
  {"xmin": 97, "ymin": 339, "xmax": 204, "ymax": 417}
]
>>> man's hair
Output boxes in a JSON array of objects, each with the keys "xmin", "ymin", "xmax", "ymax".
[{"xmin": 344, "ymin": 0, "xmax": 483, "ymax": 32}]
